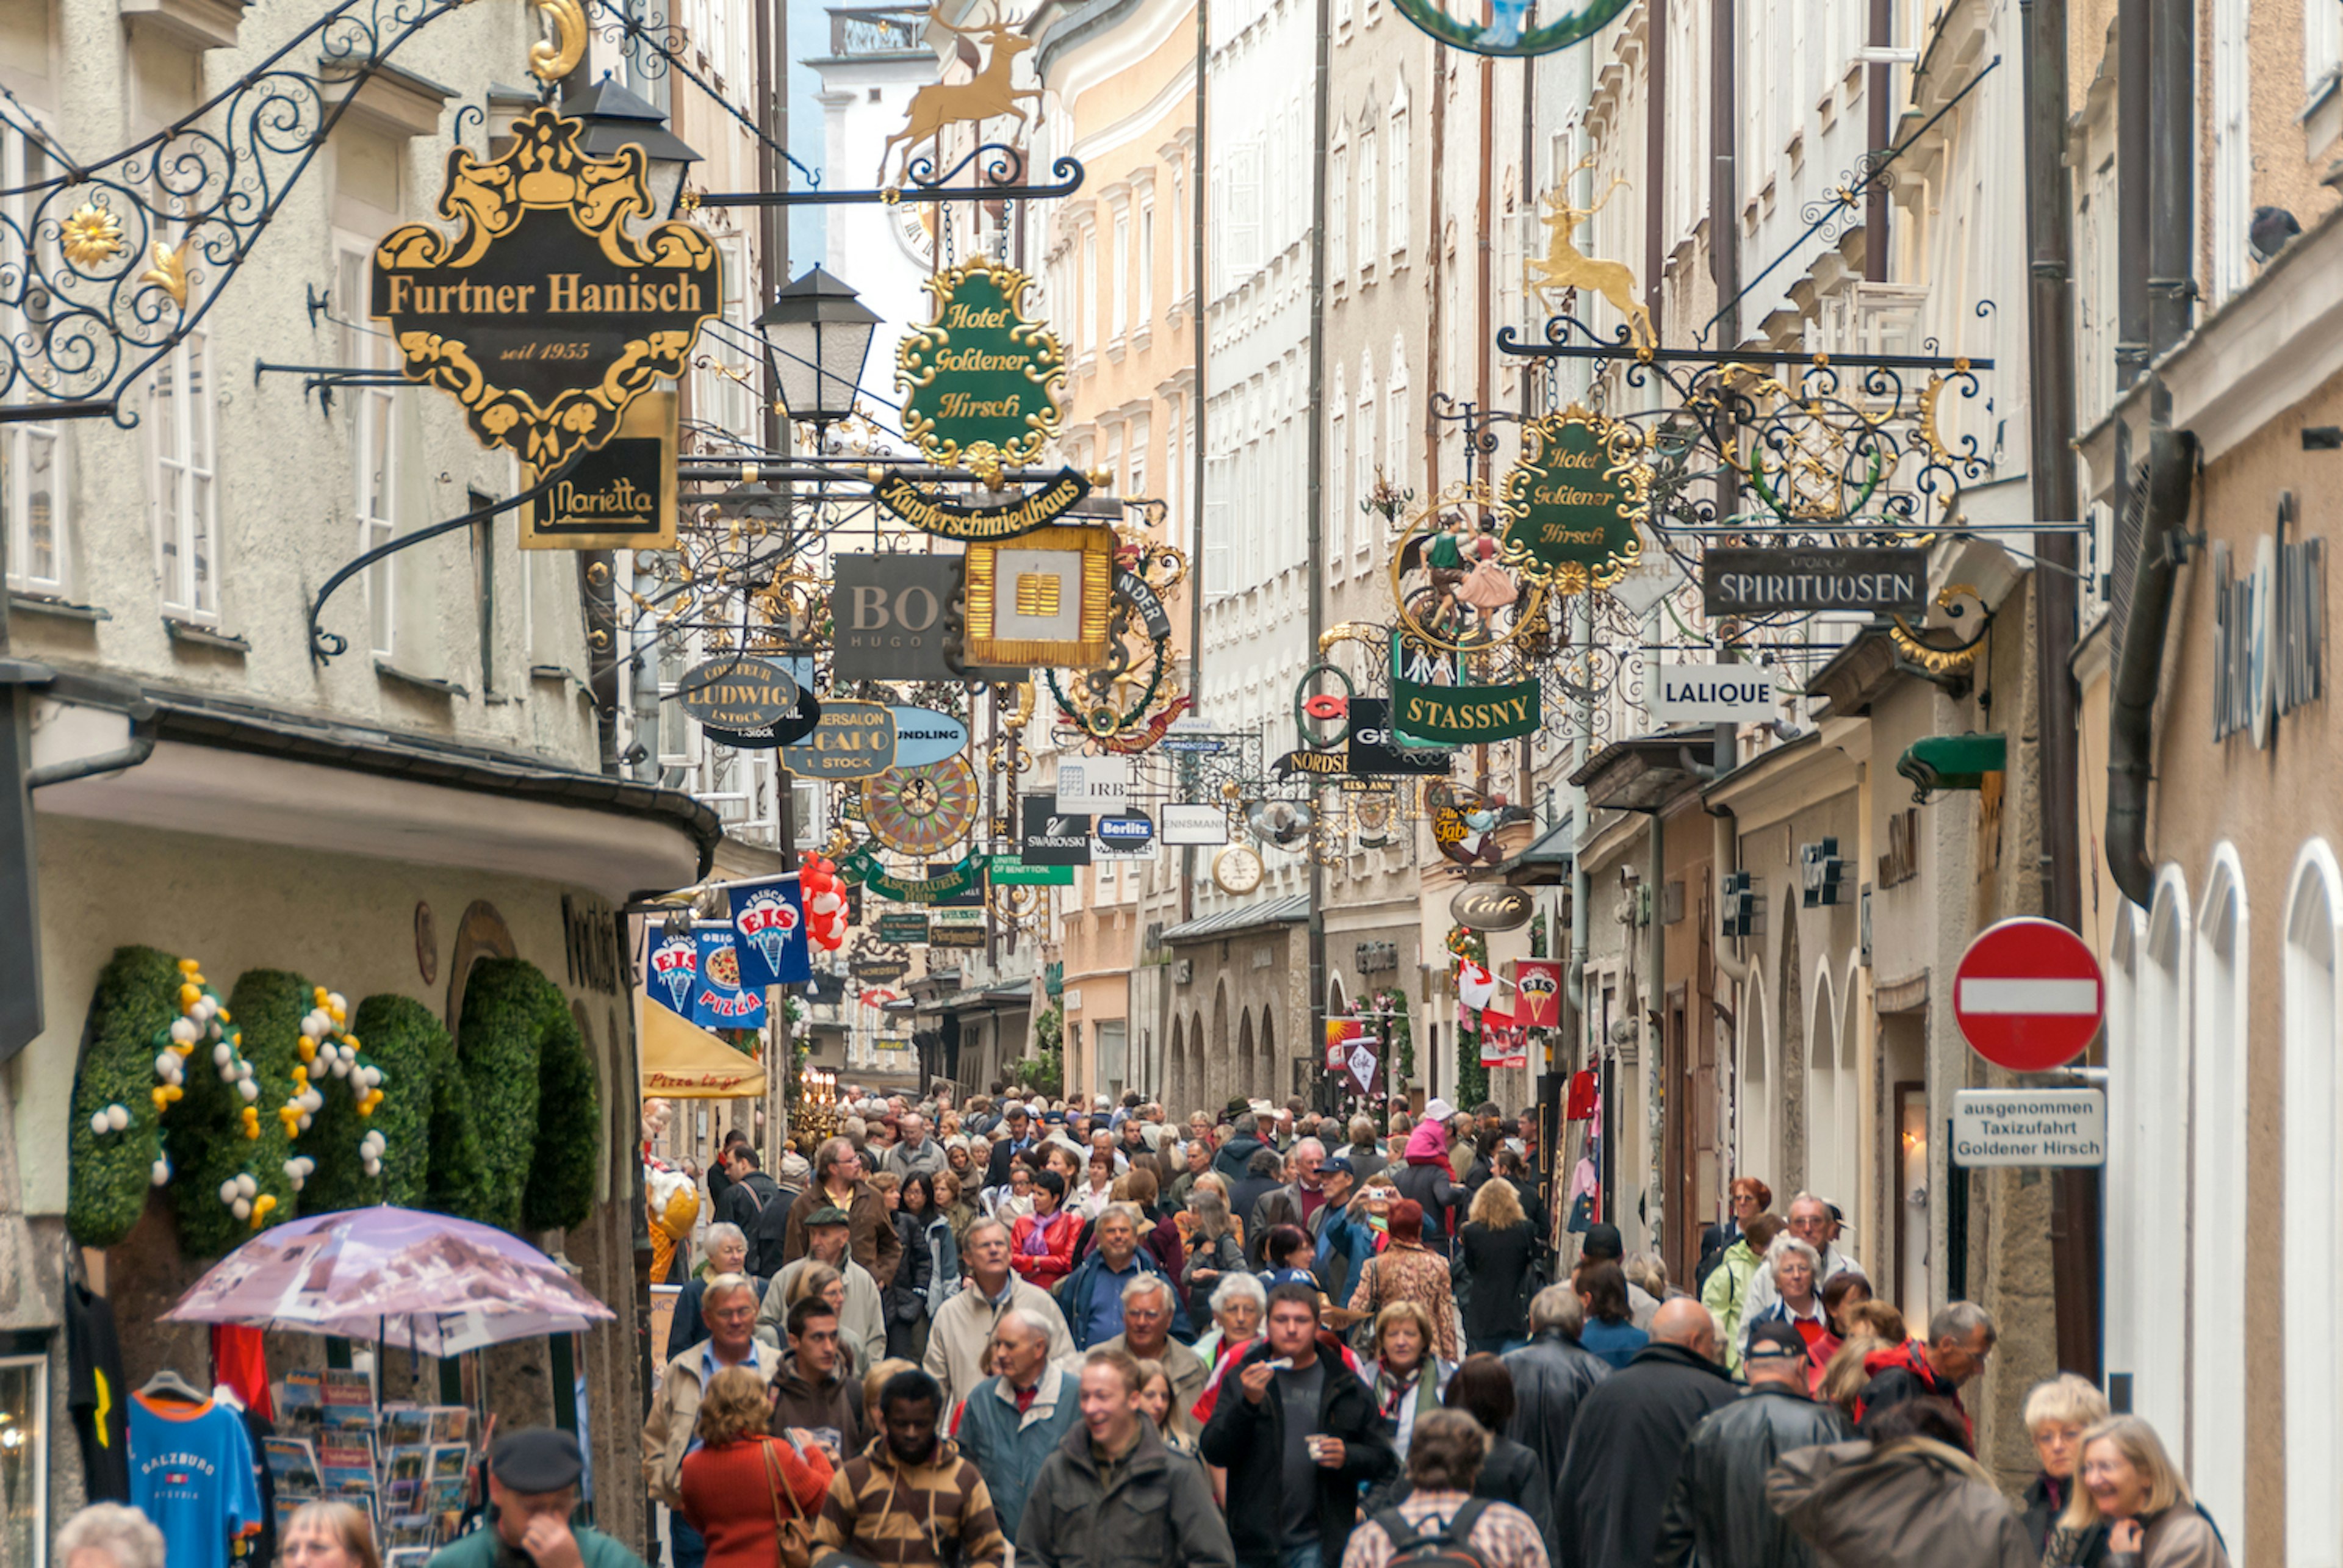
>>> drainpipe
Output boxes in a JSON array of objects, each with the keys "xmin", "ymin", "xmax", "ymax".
[{"xmin": 2103, "ymin": 0, "xmax": 2197, "ymax": 908}]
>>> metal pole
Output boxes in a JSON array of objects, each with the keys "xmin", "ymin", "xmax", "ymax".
[
  {"xmin": 1191, "ymin": 0, "xmax": 1209, "ymax": 721},
  {"xmin": 2147, "ymin": 0, "xmax": 2194, "ymax": 358},
  {"xmin": 2115, "ymin": 0, "xmax": 2150, "ymax": 384},
  {"xmin": 1306, "ymin": 0, "xmax": 1332, "ymax": 1107},
  {"xmin": 1866, "ymin": 0, "xmax": 1891, "ymax": 282}
]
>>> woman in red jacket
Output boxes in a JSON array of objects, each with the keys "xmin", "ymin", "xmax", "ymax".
[
  {"xmin": 677, "ymin": 1365, "xmax": 834, "ymax": 1568},
  {"xmin": 1009, "ymin": 1168, "xmax": 1078, "ymax": 1291}
]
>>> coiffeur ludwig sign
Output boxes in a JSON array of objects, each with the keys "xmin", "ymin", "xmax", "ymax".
[
  {"xmin": 1499, "ymin": 405, "xmax": 1648, "ymax": 593},
  {"xmin": 896, "ymin": 256, "xmax": 1067, "ymax": 478},
  {"xmin": 372, "ymin": 107, "xmax": 721, "ymax": 471}
]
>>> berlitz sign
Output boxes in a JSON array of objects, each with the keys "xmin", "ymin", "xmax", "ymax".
[
  {"xmin": 1951, "ymin": 1088, "xmax": 2106, "ymax": 1168},
  {"xmin": 1701, "ymin": 548, "xmax": 1929, "ymax": 615},
  {"xmin": 1647, "ymin": 662, "xmax": 1779, "ymax": 725}
]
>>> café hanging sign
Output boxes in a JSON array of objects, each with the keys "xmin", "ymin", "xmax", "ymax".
[
  {"xmin": 896, "ymin": 256, "xmax": 1067, "ymax": 480},
  {"xmin": 372, "ymin": 107, "xmax": 721, "ymax": 471},
  {"xmin": 1499, "ymin": 404, "xmax": 1649, "ymax": 593}
]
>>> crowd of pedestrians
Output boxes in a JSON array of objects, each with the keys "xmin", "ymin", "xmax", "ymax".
[{"xmin": 59, "ymin": 1086, "xmax": 2228, "ymax": 1568}]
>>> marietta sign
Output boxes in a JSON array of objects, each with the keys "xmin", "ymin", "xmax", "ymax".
[
  {"xmin": 897, "ymin": 257, "xmax": 1067, "ymax": 475},
  {"xmin": 1701, "ymin": 547, "xmax": 1929, "ymax": 616},
  {"xmin": 1500, "ymin": 405, "xmax": 1647, "ymax": 591},
  {"xmin": 520, "ymin": 390, "xmax": 677, "ymax": 549},
  {"xmin": 371, "ymin": 107, "xmax": 720, "ymax": 470}
]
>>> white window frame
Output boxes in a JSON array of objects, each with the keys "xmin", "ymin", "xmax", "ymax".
[
  {"xmin": 2286, "ymin": 840, "xmax": 2343, "ymax": 1561},
  {"xmin": 1137, "ymin": 195, "xmax": 1156, "ymax": 324},
  {"xmin": 1329, "ymin": 140, "xmax": 1350, "ymax": 281},
  {"xmin": 2308, "ymin": 0, "xmax": 2342, "ymax": 104},
  {"xmin": 2, "ymin": 122, "xmax": 67, "ymax": 597},
  {"xmin": 1387, "ymin": 99, "xmax": 1410, "ymax": 263},
  {"xmin": 1358, "ymin": 129, "xmax": 1378, "ymax": 273},
  {"xmin": 2209, "ymin": 0, "xmax": 2251, "ymax": 303},
  {"xmin": 1383, "ymin": 340, "xmax": 1408, "ymax": 549},
  {"xmin": 1112, "ymin": 210, "xmax": 1130, "ymax": 341},
  {"xmin": 149, "ymin": 329, "xmax": 220, "ymax": 625},
  {"xmin": 340, "ymin": 242, "xmax": 399, "ymax": 655},
  {"xmin": 1328, "ymin": 379, "xmax": 1347, "ymax": 564}
]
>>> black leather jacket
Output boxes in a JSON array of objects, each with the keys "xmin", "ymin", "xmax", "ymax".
[
  {"xmin": 1653, "ymin": 1385, "xmax": 1852, "ymax": 1568},
  {"xmin": 1499, "ymin": 1329, "xmax": 1610, "ymax": 1479}
]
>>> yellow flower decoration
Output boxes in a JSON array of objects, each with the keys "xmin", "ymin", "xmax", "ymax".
[{"xmin": 61, "ymin": 204, "xmax": 126, "ymax": 267}]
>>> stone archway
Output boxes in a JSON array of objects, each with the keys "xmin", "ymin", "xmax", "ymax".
[
  {"xmin": 1258, "ymin": 1007, "xmax": 1278, "ymax": 1101},
  {"xmin": 1187, "ymin": 1012, "xmax": 1206, "ymax": 1114},
  {"xmin": 1237, "ymin": 1010, "xmax": 1256, "ymax": 1107},
  {"xmin": 1168, "ymin": 1015, "xmax": 1187, "ymax": 1113},
  {"xmin": 1211, "ymin": 984, "xmax": 1231, "ymax": 1113}
]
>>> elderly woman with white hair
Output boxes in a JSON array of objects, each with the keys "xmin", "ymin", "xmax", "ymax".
[
  {"xmin": 57, "ymin": 1506, "xmax": 167, "ymax": 1568},
  {"xmin": 1736, "ymin": 1231, "xmax": 1826, "ymax": 1379},
  {"xmin": 666, "ymin": 1221, "xmax": 768, "ymax": 1359},
  {"xmin": 1190, "ymin": 1268, "xmax": 1266, "ymax": 1369}
]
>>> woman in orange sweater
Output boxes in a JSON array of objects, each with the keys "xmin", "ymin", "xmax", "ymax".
[{"xmin": 677, "ymin": 1365, "xmax": 835, "ymax": 1568}]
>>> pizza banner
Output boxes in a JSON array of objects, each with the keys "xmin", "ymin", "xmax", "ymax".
[{"xmin": 691, "ymin": 928, "xmax": 766, "ymax": 1030}]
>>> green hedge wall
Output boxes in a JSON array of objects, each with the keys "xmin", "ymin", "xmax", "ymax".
[
  {"xmin": 521, "ymin": 993, "xmax": 599, "ymax": 1233},
  {"xmin": 65, "ymin": 947, "xmax": 179, "ymax": 1248},
  {"xmin": 303, "ymin": 993, "xmax": 442, "ymax": 1213},
  {"xmin": 171, "ymin": 970, "xmax": 306, "ymax": 1258},
  {"xmin": 456, "ymin": 958, "xmax": 555, "ymax": 1231}
]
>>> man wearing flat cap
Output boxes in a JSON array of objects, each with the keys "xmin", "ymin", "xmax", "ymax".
[{"xmin": 425, "ymin": 1428, "xmax": 646, "ymax": 1568}]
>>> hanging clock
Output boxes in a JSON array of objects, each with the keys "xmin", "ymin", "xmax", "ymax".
[
  {"xmin": 1213, "ymin": 845, "xmax": 1265, "ymax": 894},
  {"xmin": 861, "ymin": 757, "xmax": 979, "ymax": 856}
]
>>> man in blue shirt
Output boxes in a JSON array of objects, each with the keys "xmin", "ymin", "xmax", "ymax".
[{"xmin": 1060, "ymin": 1207, "xmax": 1161, "ymax": 1350}]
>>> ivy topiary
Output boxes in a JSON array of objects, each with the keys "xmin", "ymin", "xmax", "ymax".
[
  {"xmin": 422, "ymin": 1014, "xmax": 492, "ymax": 1223},
  {"xmin": 172, "ymin": 970, "xmax": 306, "ymax": 1258},
  {"xmin": 521, "ymin": 994, "xmax": 598, "ymax": 1232},
  {"xmin": 303, "ymin": 993, "xmax": 443, "ymax": 1213},
  {"xmin": 455, "ymin": 958, "xmax": 562, "ymax": 1231},
  {"xmin": 65, "ymin": 946, "xmax": 178, "ymax": 1247}
]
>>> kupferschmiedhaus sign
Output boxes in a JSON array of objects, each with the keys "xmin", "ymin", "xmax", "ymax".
[
  {"xmin": 896, "ymin": 257, "xmax": 1067, "ymax": 480},
  {"xmin": 872, "ymin": 469, "xmax": 1092, "ymax": 542},
  {"xmin": 1499, "ymin": 405, "xmax": 1648, "ymax": 592},
  {"xmin": 372, "ymin": 107, "xmax": 720, "ymax": 471}
]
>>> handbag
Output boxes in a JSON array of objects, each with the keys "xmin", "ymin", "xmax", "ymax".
[{"xmin": 764, "ymin": 1437, "xmax": 817, "ymax": 1568}]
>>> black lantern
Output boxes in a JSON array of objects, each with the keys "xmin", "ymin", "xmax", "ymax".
[
  {"xmin": 755, "ymin": 266, "xmax": 882, "ymax": 432},
  {"xmin": 562, "ymin": 76, "xmax": 702, "ymax": 218}
]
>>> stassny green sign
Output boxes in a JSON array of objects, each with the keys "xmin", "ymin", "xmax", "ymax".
[{"xmin": 1392, "ymin": 677, "xmax": 1544, "ymax": 743}]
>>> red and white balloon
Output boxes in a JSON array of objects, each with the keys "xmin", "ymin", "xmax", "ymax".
[{"xmin": 799, "ymin": 854, "xmax": 849, "ymax": 951}]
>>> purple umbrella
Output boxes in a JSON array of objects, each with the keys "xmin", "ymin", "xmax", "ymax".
[{"xmin": 162, "ymin": 1206, "xmax": 616, "ymax": 1356}]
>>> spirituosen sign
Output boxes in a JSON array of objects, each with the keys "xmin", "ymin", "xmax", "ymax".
[
  {"xmin": 1701, "ymin": 547, "xmax": 1929, "ymax": 616},
  {"xmin": 896, "ymin": 256, "xmax": 1067, "ymax": 477},
  {"xmin": 780, "ymin": 701, "xmax": 898, "ymax": 779},
  {"xmin": 1391, "ymin": 679, "xmax": 1544, "ymax": 744},
  {"xmin": 520, "ymin": 390, "xmax": 677, "ymax": 549},
  {"xmin": 1499, "ymin": 404, "xmax": 1648, "ymax": 592},
  {"xmin": 372, "ymin": 107, "xmax": 720, "ymax": 470},
  {"xmin": 872, "ymin": 469, "xmax": 1090, "ymax": 542},
  {"xmin": 676, "ymin": 655, "xmax": 799, "ymax": 730}
]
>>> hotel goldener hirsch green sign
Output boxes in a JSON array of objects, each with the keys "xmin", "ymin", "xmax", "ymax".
[
  {"xmin": 371, "ymin": 106, "xmax": 720, "ymax": 473},
  {"xmin": 895, "ymin": 257, "xmax": 1067, "ymax": 484},
  {"xmin": 1499, "ymin": 404, "xmax": 1649, "ymax": 593}
]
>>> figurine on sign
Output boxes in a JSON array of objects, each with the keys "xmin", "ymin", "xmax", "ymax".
[
  {"xmin": 1455, "ymin": 516, "xmax": 1519, "ymax": 639},
  {"xmin": 1424, "ymin": 511, "xmax": 1473, "ymax": 631},
  {"xmin": 879, "ymin": 2, "xmax": 1041, "ymax": 184}
]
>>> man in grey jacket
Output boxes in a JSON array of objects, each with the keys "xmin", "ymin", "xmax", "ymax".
[
  {"xmin": 1016, "ymin": 1348, "xmax": 1234, "ymax": 1568},
  {"xmin": 1654, "ymin": 1320, "xmax": 1852, "ymax": 1567}
]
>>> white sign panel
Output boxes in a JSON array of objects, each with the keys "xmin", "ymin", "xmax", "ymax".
[
  {"xmin": 1950, "ymin": 1088, "xmax": 2106, "ymax": 1167},
  {"xmin": 1056, "ymin": 757, "xmax": 1131, "ymax": 813},
  {"xmin": 1647, "ymin": 662, "xmax": 1780, "ymax": 725},
  {"xmin": 1160, "ymin": 803, "xmax": 1230, "ymax": 846}
]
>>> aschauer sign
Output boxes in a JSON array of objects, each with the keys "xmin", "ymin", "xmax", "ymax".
[
  {"xmin": 372, "ymin": 107, "xmax": 720, "ymax": 470},
  {"xmin": 1499, "ymin": 405, "xmax": 1648, "ymax": 592}
]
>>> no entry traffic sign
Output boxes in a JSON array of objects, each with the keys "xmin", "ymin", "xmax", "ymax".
[{"xmin": 1953, "ymin": 916, "xmax": 2104, "ymax": 1071}]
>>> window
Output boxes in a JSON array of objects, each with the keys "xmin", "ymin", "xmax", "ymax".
[
  {"xmin": 1138, "ymin": 196, "xmax": 1155, "ymax": 322},
  {"xmin": 1082, "ymin": 228, "xmax": 1100, "ymax": 351},
  {"xmin": 339, "ymin": 246, "xmax": 398, "ymax": 654},
  {"xmin": 1355, "ymin": 352, "xmax": 1376, "ymax": 547},
  {"xmin": 1328, "ymin": 376, "xmax": 1347, "ymax": 563},
  {"xmin": 1225, "ymin": 142, "xmax": 1262, "ymax": 284},
  {"xmin": 1171, "ymin": 170, "xmax": 1187, "ymax": 299},
  {"xmin": 1329, "ymin": 142, "xmax": 1350, "ymax": 280},
  {"xmin": 2210, "ymin": 0, "xmax": 2250, "ymax": 303},
  {"xmin": 2192, "ymin": 851, "xmax": 2247, "ymax": 1552},
  {"xmin": 2286, "ymin": 843, "xmax": 2343, "ymax": 1557},
  {"xmin": 1384, "ymin": 340, "xmax": 1408, "ymax": 530},
  {"xmin": 0, "ymin": 1353, "xmax": 48, "ymax": 1567},
  {"xmin": 149, "ymin": 331, "xmax": 219, "ymax": 624},
  {"xmin": 1111, "ymin": 210, "xmax": 1130, "ymax": 340},
  {"xmin": 2309, "ymin": 0, "xmax": 2342, "ymax": 102},
  {"xmin": 1358, "ymin": 130, "xmax": 1378, "ymax": 269},
  {"xmin": 2, "ymin": 125, "xmax": 65, "ymax": 595},
  {"xmin": 1128, "ymin": 416, "xmax": 1148, "ymax": 498},
  {"xmin": 1387, "ymin": 102, "xmax": 1409, "ymax": 260}
]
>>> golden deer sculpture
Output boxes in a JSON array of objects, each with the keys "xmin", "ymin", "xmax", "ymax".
[
  {"xmin": 1525, "ymin": 176, "xmax": 1654, "ymax": 352},
  {"xmin": 879, "ymin": 3, "xmax": 1042, "ymax": 184}
]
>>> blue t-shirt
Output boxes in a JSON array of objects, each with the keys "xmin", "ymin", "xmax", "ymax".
[
  {"xmin": 130, "ymin": 1395, "xmax": 261, "ymax": 1568},
  {"xmin": 1081, "ymin": 1257, "xmax": 1140, "ymax": 1345}
]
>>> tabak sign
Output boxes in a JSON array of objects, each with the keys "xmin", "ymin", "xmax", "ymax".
[
  {"xmin": 372, "ymin": 107, "xmax": 721, "ymax": 471},
  {"xmin": 1499, "ymin": 404, "xmax": 1649, "ymax": 593},
  {"xmin": 896, "ymin": 257, "xmax": 1067, "ymax": 477}
]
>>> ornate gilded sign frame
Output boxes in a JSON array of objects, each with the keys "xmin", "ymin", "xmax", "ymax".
[
  {"xmin": 895, "ymin": 256, "xmax": 1067, "ymax": 480},
  {"xmin": 1497, "ymin": 403, "xmax": 1651, "ymax": 594}
]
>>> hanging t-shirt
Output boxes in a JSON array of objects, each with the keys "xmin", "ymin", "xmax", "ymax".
[
  {"xmin": 130, "ymin": 1394, "xmax": 262, "ymax": 1568},
  {"xmin": 65, "ymin": 1281, "xmax": 131, "ymax": 1503}
]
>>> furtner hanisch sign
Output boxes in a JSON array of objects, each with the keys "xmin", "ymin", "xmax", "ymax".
[
  {"xmin": 1701, "ymin": 547, "xmax": 1929, "ymax": 616},
  {"xmin": 1950, "ymin": 1088, "xmax": 2106, "ymax": 1168}
]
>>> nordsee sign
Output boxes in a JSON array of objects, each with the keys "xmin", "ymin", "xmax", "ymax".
[
  {"xmin": 1949, "ymin": 1088, "xmax": 2106, "ymax": 1168},
  {"xmin": 1647, "ymin": 663, "xmax": 1779, "ymax": 725},
  {"xmin": 1701, "ymin": 547, "xmax": 1929, "ymax": 615}
]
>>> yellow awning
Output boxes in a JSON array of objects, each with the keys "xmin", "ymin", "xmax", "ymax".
[{"xmin": 641, "ymin": 999, "xmax": 768, "ymax": 1099}]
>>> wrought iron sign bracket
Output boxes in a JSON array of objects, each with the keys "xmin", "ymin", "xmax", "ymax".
[
  {"xmin": 694, "ymin": 146, "xmax": 1085, "ymax": 209},
  {"xmin": 251, "ymin": 361, "xmax": 412, "ymax": 413},
  {"xmin": 1497, "ymin": 325, "xmax": 1993, "ymax": 374}
]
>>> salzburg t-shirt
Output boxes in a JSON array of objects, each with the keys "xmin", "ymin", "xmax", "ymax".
[{"xmin": 130, "ymin": 1394, "xmax": 262, "ymax": 1568}]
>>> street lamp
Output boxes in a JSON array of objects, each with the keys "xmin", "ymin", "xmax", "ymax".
[
  {"xmin": 562, "ymin": 76, "xmax": 702, "ymax": 218},
  {"xmin": 755, "ymin": 266, "xmax": 882, "ymax": 437}
]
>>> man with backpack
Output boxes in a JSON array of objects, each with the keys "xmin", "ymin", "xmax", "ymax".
[
  {"xmin": 1337, "ymin": 1409, "xmax": 1549, "ymax": 1568},
  {"xmin": 713, "ymin": 1148, "xmax": 783, "ymax": 1273}
]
